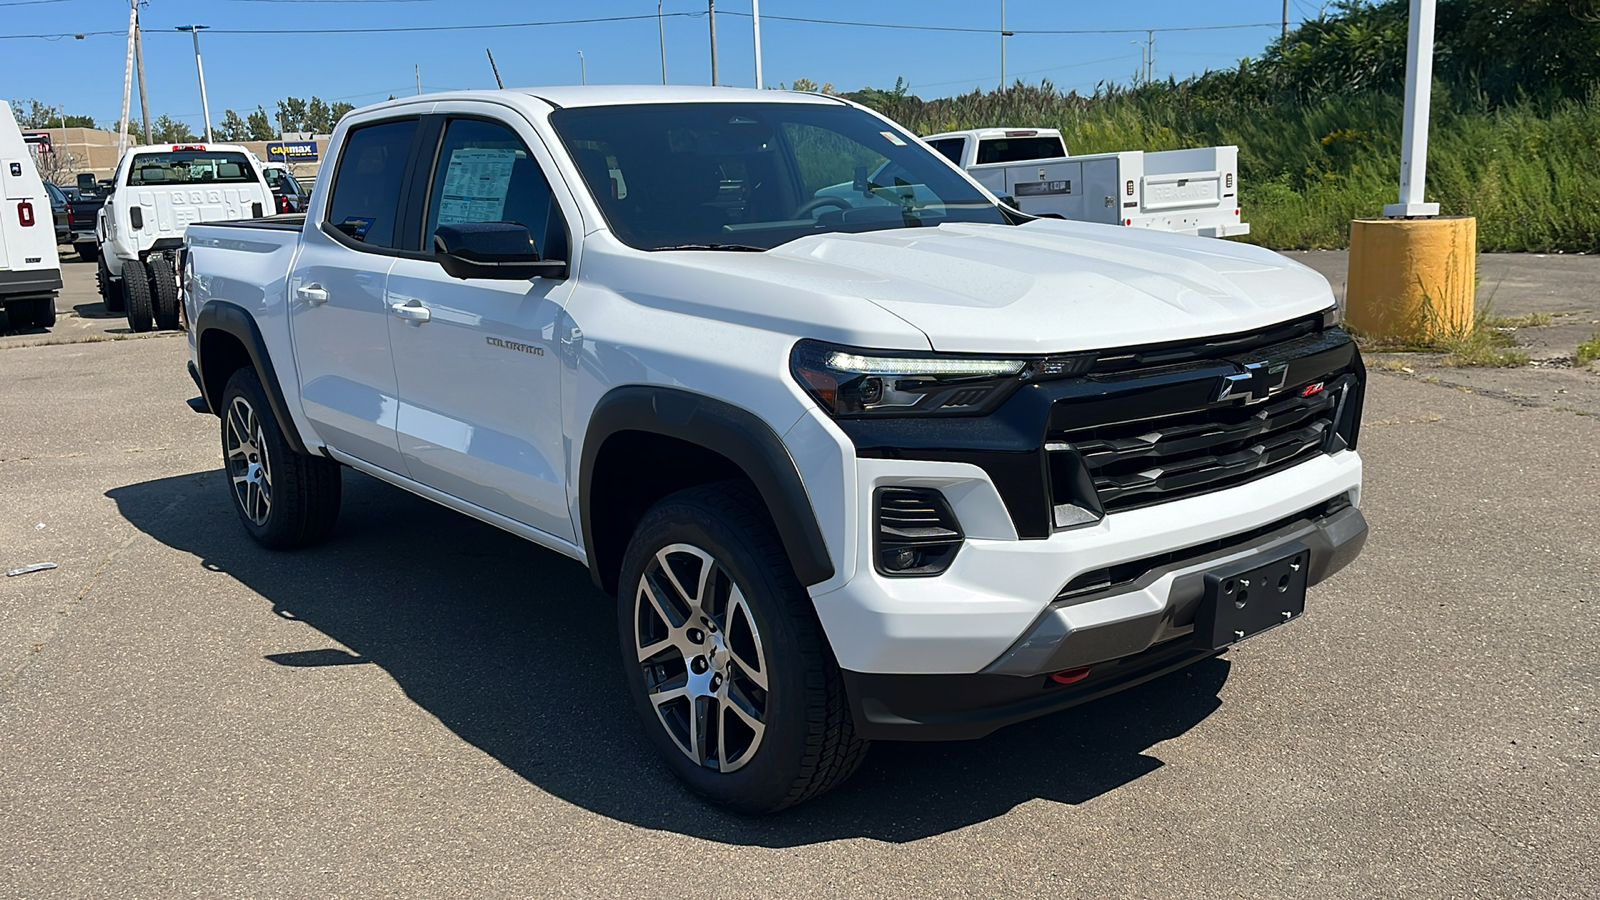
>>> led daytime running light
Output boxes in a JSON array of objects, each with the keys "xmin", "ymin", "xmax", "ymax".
[{"xmin": 823, "ymin": 351, "xmax": 1026, "ymax": 377}]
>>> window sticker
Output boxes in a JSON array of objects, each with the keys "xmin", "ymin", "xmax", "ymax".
[
  {"xmin": 437, "ymin": 147, "xmax": 517, "ymax": 226},
  {"xmin": 340, "ymin": 216, "xmax": 375, "ymax": 238},
  {"xmin": 880, "ymin": 131, "xmax": 907, "ymax": 147}
]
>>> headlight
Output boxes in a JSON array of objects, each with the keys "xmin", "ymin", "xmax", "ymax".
[{"xmin": 792, "ymin": 340, "xmax": 1085, "ymax": 417}]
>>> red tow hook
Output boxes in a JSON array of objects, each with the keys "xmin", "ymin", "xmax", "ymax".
[{"xmin": 1049, "ymin": 667, "xmax": 1092, "ymax": 685}]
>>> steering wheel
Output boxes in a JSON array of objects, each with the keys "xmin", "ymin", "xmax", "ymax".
[{"xmin": 793, "ymin": 196, "xmax": 853, "ymax": 219}]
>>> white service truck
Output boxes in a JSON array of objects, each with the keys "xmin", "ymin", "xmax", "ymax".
[
  {"xmin": 97, "ymin": 143, "xmax": 274, "ymax": 331},
  {"xmin": 182, "ymin": 86, "xmax": 1366, "ymax": 813},
  {"xmin": 924, "ymin": 127, "xmax": 1249, "ymax": 238},
  {"xmin": 0, "ymin": 101, "xmax": 62, "ymax": 329}
]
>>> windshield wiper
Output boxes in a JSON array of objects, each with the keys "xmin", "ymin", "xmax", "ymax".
[{"xmin": 650, "ymin": 243, "xmax": 768, "ymax": 253}]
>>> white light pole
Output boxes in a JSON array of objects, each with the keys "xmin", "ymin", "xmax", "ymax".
[
  {"xmin": 658, "ymin": 1, "xmax": 668, "ymax": 84},
  {"xmin": 176, "ymin": 25, "xmax": 213, "ymax": 142},
  {"xmin": 1384, "ymin": 0, "xmax": 1440, "ymax": 217},
  {"xmin": 578, "ymin": 50, "xmax": 586, "ymax": 85},
  {"xmin": 752, "ymin": 0, "xmax": 763, "ymax": 89}
]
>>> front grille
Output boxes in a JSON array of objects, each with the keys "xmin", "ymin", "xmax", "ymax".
[{"xmin": 1052, "ymin": 377, "xmax": 1348, "ymax": 513}]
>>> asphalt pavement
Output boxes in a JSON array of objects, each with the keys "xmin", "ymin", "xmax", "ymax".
[{"xmin": 1, "ymin": 257, "xmax": 1597, "ymax": 898}]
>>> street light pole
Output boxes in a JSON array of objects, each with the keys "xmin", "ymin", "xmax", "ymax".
[
  {"xmin": 708, "ymin": 0, "xmax": 719, "ymax": 86},
  {"xmin": 659, "ymin": 0, "xmax": 668, "ymax": 84},
  {"xmin": 175, "ymin": 25, "xmax": 213, "ymax": 142},
  {"xmin": 1384, "ymin": 0, "xmax": 1440, "ymax": 216},
  {"xmin": 752, "ymin": 0, "xmax": 763, "ymax": 89},
  {"xmin": 578, "ymin": 50, "xmax": 586, "ymax": 85}
]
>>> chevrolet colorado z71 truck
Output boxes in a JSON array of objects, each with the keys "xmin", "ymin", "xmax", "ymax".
[
  {"xmin": 98, "ymin": 142, "xmax": 273, "ymax": 331},
  {"xmin": 182, "ymin": 87, "xmax": 1367, "ymax": 813}
]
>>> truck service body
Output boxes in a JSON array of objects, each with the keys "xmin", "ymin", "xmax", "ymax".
[
  {"xmin": 182, "ymin": 86, "xmax": 1366, "ymax": 812},
  {"xmin": 925, "ymin": 127, "xmax": 1250, "ymax": 238},
  {"xmin": 0, "ymin": 101, "xmax": 63, "ymax": 330}
]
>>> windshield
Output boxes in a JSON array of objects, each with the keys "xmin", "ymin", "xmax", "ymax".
[
  {"xmin": 549, "ymin": 102, "xmax": 1006, "ymax": 251},
  {"xmin": 128, "ymin": 150, "xmax": 259, "ymax": 187}
]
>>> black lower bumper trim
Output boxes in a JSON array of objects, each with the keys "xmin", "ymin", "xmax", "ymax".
[
  {"xmin": 842, "ymin": 638, "xmax": 1219, "ymax": 742},
  {"xmin": 0, "ymin": 267, "xmax": 63, "ymax": 298}
]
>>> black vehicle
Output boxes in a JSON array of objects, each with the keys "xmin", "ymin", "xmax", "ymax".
[
  {"xmin": 43, "ymin": 181, "xmax": 71, "ymax": 245},
  {"xmin": 263, "ymin": 165, "xmax": 308, "ymax": 214},
  {"xmin": 67, "ymin": 173, "xmax": 109, "ymax": 261}
]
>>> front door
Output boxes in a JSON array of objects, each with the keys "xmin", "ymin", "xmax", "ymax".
[
  {"xmin": 288, "ymin": 116, "xmax": 420, "ymax": 474},
  {"xmin": 385, "ymin": 114, "xmax": 578, "ymax": 540}
]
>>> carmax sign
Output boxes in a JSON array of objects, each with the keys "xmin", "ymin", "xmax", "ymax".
[{"xmin": 266, "ymin": 140, "xmax": 319, "ymax": 162}]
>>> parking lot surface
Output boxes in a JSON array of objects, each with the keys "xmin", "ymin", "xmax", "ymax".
[{"xmin": 2, "ymin": 259, "xmax": 1597, "ymax": 898}]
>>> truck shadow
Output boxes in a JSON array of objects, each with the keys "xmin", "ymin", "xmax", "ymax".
[{"xmin": 108, "ymin": 469, "xmax": 1230, "ymax": 846}]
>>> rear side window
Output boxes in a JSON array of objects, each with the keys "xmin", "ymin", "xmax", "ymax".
[
  {"xmin": 422, "ymin": 118, "xmax": 561, "ymax": 257},
  {"xmin": 975, "ymin": 136, "xmax": 1067, "ymax": 165},
  {"xmin": 926, "ymin": 138, "xmax": 965, "ymax": 165},
  {"xmin": 325, "ymin": 119, "xmax": 418, "ymax": 248},
  {"xmin": 128, "ymin": 150, "xmax": 258, "ymax": 186}
]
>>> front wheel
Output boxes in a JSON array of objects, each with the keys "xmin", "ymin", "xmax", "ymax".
[
  {"xmin": 75, "ymin": 242, "xmax": 99, "ymax": 262},
  {"xmin": 219, "ymin": 367, "xmax": 343, "ymax": 549},
  {"xmin": 617, "ymin": 482, "xmax": 867, "ymax": 814}
]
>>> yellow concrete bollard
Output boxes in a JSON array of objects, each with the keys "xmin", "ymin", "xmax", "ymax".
[{"xmin": 1345, "ymin": 216, "xmax": 1477, "ymax": 344}]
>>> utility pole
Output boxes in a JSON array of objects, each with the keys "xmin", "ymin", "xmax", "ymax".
[
  {"xmin": 658, "ymin": 0, "xmax": 667, "ymax": 84},
  {"xmin": 708, "ymin": 0, "xmax": 719, "ymax": 86},
  {"xmin": 133, "ymin": 7, "xmax": 150, "ymax": 141},
  {"xmin": 176, "ymin": 25, "xmax": 213, "ymax": 142},
  {"xmin": 1147, "ymin": 29, "xmax": 1155, "ymax": 82},
  {"xmin": 752, "ymin": 0, "xmax": 763, "ymax": 89},
  {"xmin": 416, "ymin": 64, "xmax": 421, "ymax": 95},
  {"xmin": 487, "ymin": 48, "xmax": 504, "ymax": 89},
  {"xmin": 999, "ymin": 0, "xmax": 1006, "ymax": 89},
  {"xmin": 578, "ymin": 50, "xmax": 586, "ymax": 85},
  {"xmin": 119, "ymin": 0, "xmax": 136, "ymax": 152},
  {"xmin": 1282, "ymin": 0, "xmax": 1289, "ymax": 40}
]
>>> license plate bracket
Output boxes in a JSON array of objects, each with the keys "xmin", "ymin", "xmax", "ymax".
[{"xmin": 1195, "ymin": 542, "xmax": 1310, "ymax": 651}]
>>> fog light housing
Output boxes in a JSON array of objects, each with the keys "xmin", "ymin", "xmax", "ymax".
[{"xmin": 875, "ymin": 487, "xmax": 964, "ymax": 577}]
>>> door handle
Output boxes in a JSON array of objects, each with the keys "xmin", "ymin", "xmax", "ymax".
[
  {"xmin": 297, "ymin": 283, "xmax": 329, "ymax": 305},
  {"xmin": 390, "ymin": 299, "xmax": 431, "ymax": 323}
]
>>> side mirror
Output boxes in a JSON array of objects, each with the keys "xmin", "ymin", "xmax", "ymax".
[
  {"xmin": 433, "ymin": 222, "xmax": 567, "ymax": 281},
  {"xmin": 77, "ymin": 173, "xmax": 97, "ymax": 192}
]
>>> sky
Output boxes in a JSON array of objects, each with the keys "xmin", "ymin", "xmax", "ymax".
[{"xmin": 1, "ymin": 0, "xmax": 1321, "ymax": 133}]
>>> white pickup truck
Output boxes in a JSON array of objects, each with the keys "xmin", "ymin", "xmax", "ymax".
[
  {"xmin": 924, "ymin": 127, "xmax": 1249, "ymax": 238},
  {"xmin": 97, "ymin": 143, "xmax": 273, "ymax": 331},
  {"xmin": 182, "ymin": 86, "xmax": 1366, "ymax": 813},
  {"xmin": 1, "ymin": 100, "xmax": 62, "ymax": 329}
]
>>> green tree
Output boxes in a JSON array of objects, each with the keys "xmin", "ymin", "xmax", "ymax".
[
  {"xmin": 246, "ymin": 106, "xmax": 275, "ymax": 141},
  {"xmin": 150, "ymin": 114, "xmax": 197, "ymax": 143},
  {"xmin": 305, "ymin": 96, "xmax": 332, "ymax": 134},
  {"xmin": 11, "ymin": 99, "xmax": 96, "ymax": 129},
  {"xmin": 330, "ymin": 101, "xmax": 355, "ymax": 127},
  {"xmin": 276, "ymin": 96, "xmax": 309, "ymax": 133},
  {"xmin": 216, "ymin": 109, "xmax": 249, "ymax": 141}
]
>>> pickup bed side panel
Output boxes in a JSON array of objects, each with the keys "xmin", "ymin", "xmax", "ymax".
[{"xmin": 186, "ymin": 224, "xmax": 322, "ymax": 453}]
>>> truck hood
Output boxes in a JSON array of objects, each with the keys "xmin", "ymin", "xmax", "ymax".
[{"xmin": 764, "ymin": 220, "xmax": 1335, "ymax": 354}]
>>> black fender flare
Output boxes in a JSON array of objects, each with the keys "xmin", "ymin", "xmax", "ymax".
[
  {"xmin": 194, "ymin": 300, "xmax": 310, "ymax": 455},
  {"xmin": 580, "ymin": 385, "xmax": 835, "ymax": 591}
]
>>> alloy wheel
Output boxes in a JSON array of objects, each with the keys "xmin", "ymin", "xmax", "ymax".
[
  {"xmin": 633, "ymin": 543, "xmax": 770, "ymax": 773},
  {"xmin": 225, "ymin": 395, "xmax": 273, "ymax": 526}
]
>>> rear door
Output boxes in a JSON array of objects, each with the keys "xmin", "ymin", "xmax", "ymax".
[
  {"xmin": 383, "ymin": 110, "xmax": 579, "ymax": 540},
  {"xmin": 287, "ymin": 116, "xmax": 425, "ymax": 473}
]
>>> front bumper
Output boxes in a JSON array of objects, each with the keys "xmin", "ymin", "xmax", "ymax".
[{"xmin": 843, "ymin": 503, "xmax": 1366, "ymax": 741}]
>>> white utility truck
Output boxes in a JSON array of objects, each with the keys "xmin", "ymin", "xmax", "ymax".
[
  {"xmin": 924, "ymin": 127, "xmax": 1249, "ymax": 238},
  {"xmin": 182, "ymin": 86, "xmax": 1365, "ymax": 813},
  {"xmin": 97, "ymin": 143, "xmax": 273, "ymax": 331},
  {"xmin": 0, "ymin": 101, "xmax": 62, "ymax": 329}
]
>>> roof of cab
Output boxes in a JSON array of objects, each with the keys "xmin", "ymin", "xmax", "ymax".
[{"xmin": 364, "ymin": 84, "xmax": 848, "ymax": 113}]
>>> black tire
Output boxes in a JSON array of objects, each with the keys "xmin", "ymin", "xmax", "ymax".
[
  {"xmin": 148, "ymin": 256, "xmax": 180, "ymax": 330},
  {"xmin": 97, "ymin": 257, "xmax": 125, "ymax": 313},
  {"xmin": 30, "ymin": 297, "xmax": 56, "ymax": 329},
  {"xmin": 617, "ymin": 482, "xmax": 867, "ymax": 814},
  {"xmin": 75, "ymin": 241, "xmax": 98, "ymax": 262},
  {"xmin": 219, "ymin": 367, "xmax": 342, "ymax": 550},
  {"xmin": 123, "ymin": 257, "xmax": 153, "ymax": 332}
]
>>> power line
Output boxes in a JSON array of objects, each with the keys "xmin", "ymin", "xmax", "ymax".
[
  {"xmin": 716, "ymin": 10, "xmax": 1281, "ymax": 36},
  {"xmin": 1, "ymin": 12, "xmax": 703, "ymax": 39}
]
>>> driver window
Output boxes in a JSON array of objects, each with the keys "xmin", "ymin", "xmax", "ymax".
[{"xmin": 424, "ymin": 118, "xmax": 561, "ymax": 258}]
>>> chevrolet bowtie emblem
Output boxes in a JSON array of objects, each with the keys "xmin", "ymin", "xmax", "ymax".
[{"xmin": 1215, "ymin": 361, "xmax": 1288, "ymax": 405}]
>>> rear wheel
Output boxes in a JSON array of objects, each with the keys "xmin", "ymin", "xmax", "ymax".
[
  {"xmin": 219, "ymin": 367, "xmax": 343, "ymax": 549},
  {"xmin": 618, "ymin": 482, "xmax": 867, "ymax": 814},
  {"xmin": 97, "ymin": 257, "xmax": 125, "ymax": 313},
  {"xmin": 29, "ymin": 297, "xmax": 56, "ymax": 328},
  {"xmin": 123, "ymin": 257, "xmax": 153, "ymax": 332},
  {"xmin": 148, "ymin": 256, "xmax": 180, "ymax": 330}
]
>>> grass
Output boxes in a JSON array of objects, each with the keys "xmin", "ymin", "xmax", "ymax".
[
  {"xmin": 1576, "ymin": 333, "xmax": 1600, "ymax": 367},
  {"xmin": 1482, "ymin": 312, "xmax": 1553, "ymax": 329}
]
